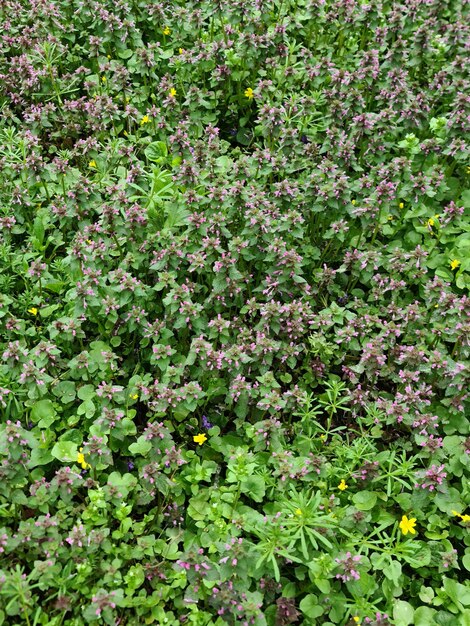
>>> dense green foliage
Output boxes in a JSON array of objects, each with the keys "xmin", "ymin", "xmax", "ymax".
[{"xmin": 0, "ymin": 0, "xmax": 469, "ymax": 624}]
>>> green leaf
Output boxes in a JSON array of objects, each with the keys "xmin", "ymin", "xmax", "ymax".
[
  {"xmin": 414, "ymin": 607, "xmax": 437, "ymax": 626},
  {"xmin": 124, "ymin": 564, "xmax": 145, "ymax": 590},
  {"xmin": 299, "ymin": 594, "xmax": 323, "ymax": 619},
  {"xmin": 145, "ymin": 141, "xmax": 168, "ymax": 162},
  {"xmin": 241, "ymin": 475, "xmax": 265, "ymax": 503},
  {"xmin": 77, "ymin": 385, "xmax": 96, "ymax": 401},
  {"xmin": 419, "ymin": 586, "xmax": 435, "ymax": 603},
  {"xmin": 128, "ymin": 439, "xmax": 152, "ymax": 456},
  {"xmin": 52, "ymin": 381, "xmax": 76, "ymax": 404},
  {"xmin": 107, "ymin": 472, "xmax": 137, "ymax": 498},
  {"xmin": 443, "ymin": 577, "xmax": 470, "ymax": 607},
  {"xmin": 393, "ymin": 601, "xmax": 414, "ymax": 626},
  {"xmin": 30, "ymin": 400, "xmax": 57, "ymax": 428},
  {"xmin": 51, "ymin": 441, "xmax": 78, "ymax": 462},
  {"xmin": 234, "ymin": 393, "xmax": 249, "ymax": 418},
  {"xmin": 77, "ymin": 399, "xmax": 96, "ymax": 418},
  {"xmin": 43, "ymin": 281, "xmax": 66, "ymax": 293},
  {"xmin": 352, "ymin": 490, "xmax": 377, "ymax": 511},
  {"xmin": 39, "ymin": 304, "xmax": 60, "ymax": 318},
  {"xmin": 401, "ymin": 542, "xmax": 431, "ymax": 568},
  {"xmin": 28, "ymin": 447, "xmax": 54, "ymax": 468},
  {"xmin": 33, "ymin": 216, "xmax": 45, "ymax": 245},
  {"xmin": 462, "ymin": 553, "xmax": 470, "ymax": 572},
  {"xmin": 314, "ymin": 578, "xmax": 330, "ymax": 594},
  {"xmin": 383, "ymin": 559, "xmax": 402, "ymax": 585},
  {"xmin": 187, "ymin": 494, "xmax": 209, "ymax": 521}
]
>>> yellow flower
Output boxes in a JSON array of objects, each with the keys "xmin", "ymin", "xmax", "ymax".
[
  {"xmin": 450, "ymin": 259, "xmax": 460, "ymax": 271},
  {"xmin": 338, "ymin": 479, "xmax": 348, "ymax": 491},
  {"xmin": 453, "ymin": 510, "xmax": 470, "ymax": 523},
  {"xmin": 107, "ymin": 54, "xmax": 111, "ymax": 59},
  {"xmin": 244, "ymin": 87, "xmax": 254, "ymax": 100},
  {"xmin": 427, "ymin": 218, "xmax": 435, "ymax": 227},
  {"xmin": 387, "ymin": 215, "xmax": 393, "ymax": 221},
  {"xmin": 163, "ymin": 26, "xmax": 171, "ymax": 35},
  {"xmin": 101, "ymin": 76, "xmax": 106, "ymax": 83},
  {"xmin": 169, "ymin": 87, "xmax": 177, "ymax": 98},
  {"xmin": 88, "ymin": 160, "xmax": 96, "ymax": 168},
  {"xmin": 77, "ymin": 448, "xmax": 91, "ymax": 470},
  {"xmin": 129, "ymin": 394, "xmax": 138, "ymax": 400},
  {"xmin": 140, "ymin": 115, "xmax": 150, "ymax": 125},
  {"xmin": 399, "ymin": 202, "xmax": 404, "ymax": 209},
  {"xmin": 193, "ymin": 433, "xmax": 207, "ymax": 446},
  {"xmin": 353, "ymin": 618, "xmax": 361, "ymax": 624},
  {"xmin": 351, "ymin": 199, "xmax": 356, "ymax": 205},
  {"xmin": 178, "ymin": 47, "xmax": 184, "ymax": 54},
  {"xmin": 399, "ymin": 514, "xmax": 417, "ymax": 536},
  {"xmin": 294, "ymin": 508, "xmax": 302, "ymax": 516},
  {"xmin": 28, "ymin": 307, "xmax": 38, "ymax": 316}
]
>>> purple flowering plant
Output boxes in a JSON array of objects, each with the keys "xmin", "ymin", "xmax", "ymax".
[{"xmin": 0, "ymin": 0, "xmax": 469, "ymax": 624}]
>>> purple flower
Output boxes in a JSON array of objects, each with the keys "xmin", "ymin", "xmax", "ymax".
[{"xmin": 202, "ymin": 415, "xmax": 213, "ymax": 430}]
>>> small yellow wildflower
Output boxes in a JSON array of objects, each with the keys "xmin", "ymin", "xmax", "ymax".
[
  {"xmin": 338, "ymin": 479, "xmax": 348, "ymax": 491},
  {"xmin": 28, "ymin": 307, "xmax": 38, "ymax": 316},
  {"xmin": 244, "ymin": 87, "xmax": 254, "ymax": 100},
  {"xmin": 107, "ymin": 54, "xmax": 111, "ymax": 59},
  {"xmin": 351, "ymin": 199, "xmax": 356, "ymax": 205},
  {"xmin": 450, "ymin": 259, "xmax": 460, "ymax": 271},
  {"xmin": 353, "ymin": 618, "xmax": 361, "ymax": 624},
  {"xmin": 101, "ymin": 76, "xmax": 106, "ymax": 83},
  {"xmin": 399, "ymin": 202, "xmax": 404, "ymax": 209},
  {"xmin": 163, "ymin": 26, "xmax": 171, "ymax": 35},
  {"xmin": 399, "ymin": 514, "xmax": 417, "ymax": 536},
  {"xmin": 140, "ymin": 115, "xmax": 150, "ymax": 125},
  {"xmin": 427, "ymin": 218, "xmax": 435, "ymax": 227},
  {"xmin": 294, "ymin": 508, "xmax": 302, "ymax": 516},
  {"xmin": 169, "ymin": 87, "xmax": 177, "ymax": 98},
  {"xmin": 452, "ymin": 510, "xmax": 470, "ymax": 523},
  {"xmin": 193, "ymin": 433, "xmax": 207, "ymax": 446},
  {"xmin": 178, "ymin": 47, "xmax": 184, "ymax": 54},
  {"xmin": 387, "ymin": 215, "xmax": 393, "ymax": 221},
  {"xmin": 88, "ymin": 160, "xmax": 96, "ymax": 168},
  {"xmin": 130, "ymin": 394, "xmax": 138, "ymax": 400},
  {"xmin": 77, "ymin": 448, "xmax": 91, "ymax": 470}
]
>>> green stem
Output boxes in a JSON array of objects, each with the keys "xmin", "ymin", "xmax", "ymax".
[{"xmin": 61, "ymin": 175, "xmax": 67, "ymax": 203}]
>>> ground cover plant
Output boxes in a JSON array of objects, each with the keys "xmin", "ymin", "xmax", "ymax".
[{"xmin": 0, "ymin": 0, "xmax": 469, "ymax": 624}]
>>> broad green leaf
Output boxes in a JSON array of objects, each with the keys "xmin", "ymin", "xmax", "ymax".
[
  {"xmin": 352, "ymin": 490, "xmax": 377, "ymax": 511},
  {"xmin": 51, "ymin": 441, "xmax": 78, "ymax": 463},
  {"xmin": 393, "ymin": 601, "xmax": 414, "ymax": 626},
  {"xmin": 300, "ymin": 594, "xmax": 323, "ymax": 619}
]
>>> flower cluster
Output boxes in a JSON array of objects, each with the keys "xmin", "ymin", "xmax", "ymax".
[{"xmin": 0, "ymin": 0, "xmax": 468, "ymax": 623}]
